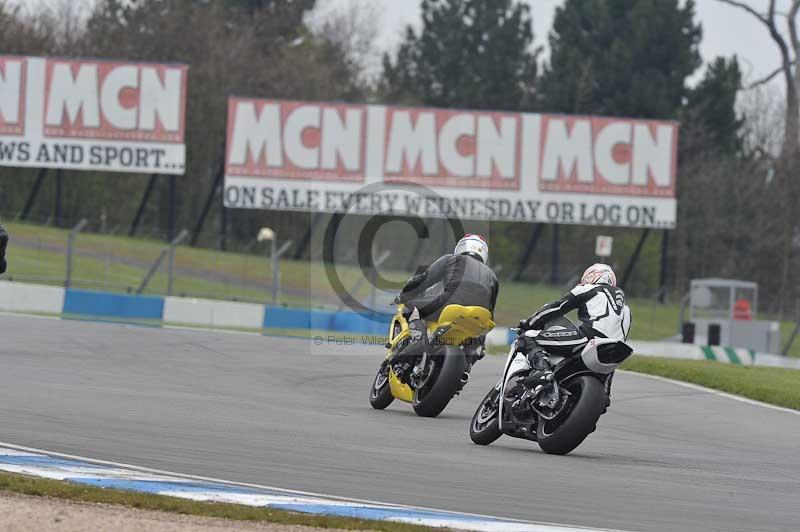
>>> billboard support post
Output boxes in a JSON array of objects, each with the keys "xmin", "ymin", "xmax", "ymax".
[
  {"xmin": 53, "ymin": 169, "xmax": 63, "ymax": 227},
  {"xmin": 550, "ymin": 225, "xmax": 560, "ymax": 285},
  {"xmin": 440, "ymin": 218, "xmax": 449, "ymax": 254},
  {"xmin": 621, "ymin": 229, "xmax": 651, "ymax": 289},
  {"xmin": 19, "ymin": 168, "xmax": 48, "ymax": 221},
  {"xmin": 659, "ymin": 229, "xmax": 670, "ymax": 302},
  {"xmin": 190, "ymin": 155, "xmax": 225, "ymax": 246},
  {"xmin": 168, "ymin": 175, "xmax": 176, "ymax": 242},
  {"xmin": 219, "ymin": 197, "xmax": 228, "ymax": 251},
  {"xmin": 293, "ymin": 212, "xmax": 323, "ymax": 260},
  {"xmin": 129, "ymin": 174, "xmax": 159, "ymax": 237},
  {"xmin": 513, "ymin": 223, "xmax": 544, "ymax": 282}
]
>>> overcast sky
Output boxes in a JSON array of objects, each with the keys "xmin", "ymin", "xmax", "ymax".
[{"xmin": 317, "ymin": 0, "xmax": 789, "ymax": 90}]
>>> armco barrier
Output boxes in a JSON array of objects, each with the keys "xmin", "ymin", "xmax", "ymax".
[
  {"xmin": 263, "ymin": 306, "xmax": 390, "ymax": 335},
  {"xmin": 0, "ymin": 281, "xmax": 64, "ymax": 314},
  {"xmin": 263, "ymin": 307, "xmax": 332, "ymax": 330},
  {"xmin": 164, "ymin": 296, "xmax": 263, "ymax": 329},
  {"xmin": 2, "ymin": 282, "xmax": 798, "ymax": 368},
  {"xmin": 63, "ymin": 289, "xmax": 164, "ymax": 321}
]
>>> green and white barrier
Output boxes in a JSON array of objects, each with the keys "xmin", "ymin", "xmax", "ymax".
[
  {"xmin": 699, "ymin": 345, "xmax": 755, "ymax": 365},
  {"xmin": 631, "ymin": 340, "xmax": 800, "ymax": 369}
]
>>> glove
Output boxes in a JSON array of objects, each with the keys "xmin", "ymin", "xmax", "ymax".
[{"xmin": 515, "ymin": 330, "xmax": 538, "ymax": 355}]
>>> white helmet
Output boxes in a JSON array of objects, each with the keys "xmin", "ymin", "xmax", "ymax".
[
  {"xmin": 581, "ymin": 263, "xmax": 617, "ymax": 286},
  {"xmin": 454, "ymin": 234, "xmax": 489, "ymax": 263}
]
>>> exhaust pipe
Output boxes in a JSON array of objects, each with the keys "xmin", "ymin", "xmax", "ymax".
[{"xmin": 460, "ymin": 371, "xmax": 470, "ymax": 385}]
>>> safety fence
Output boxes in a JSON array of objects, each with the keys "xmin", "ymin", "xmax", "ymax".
[{"xmin": 2, "ymin": 280, "xmax": 799, "ymax": 366}]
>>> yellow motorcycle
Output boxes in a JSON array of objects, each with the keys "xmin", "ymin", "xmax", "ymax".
[{"xmin": 369, "ymin": 301, "xmax": 495, "ymax": 417}]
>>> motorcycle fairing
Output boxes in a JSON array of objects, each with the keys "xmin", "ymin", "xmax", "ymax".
[{"xmin": 385, "ymin": 303, "xmax": 495, "ymax": 403}]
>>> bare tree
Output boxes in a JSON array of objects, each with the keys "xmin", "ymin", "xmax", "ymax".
[
  {"xmin": 715, "ymin": 0, "xmax": 800, "ymax": 159},
  {"xmin": 308, "ymin": 0, "xmax": 381, "ymax": 88}
]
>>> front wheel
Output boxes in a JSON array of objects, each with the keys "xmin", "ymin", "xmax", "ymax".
[
  {"xmin": 412, "ymin": 347, "xmax": 465, "ymax": 418},
  {"xmin": 470, "ymin": 386, "xmax": 502, "ymax": 445},
  {"xmin": 369, "ymin": 365, "xmax": 394, "ymax": 410},
  {"xmin": 536, "ymin": 375, "xmax": 606, "ymax": 455}
]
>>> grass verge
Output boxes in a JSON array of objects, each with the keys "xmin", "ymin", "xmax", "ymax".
[
  {"xmin": 621, "ymin": 356, "xmax": 800, "ymax": 411},
  {"xmin": 0, "ymin": 471, "xmax": 435, "ymax": 532}
]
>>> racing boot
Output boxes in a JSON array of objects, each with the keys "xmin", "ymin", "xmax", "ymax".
[
  {"xmin": 524, "ymin": 347, "xmax": 554, "ymax": 393},
  {"xmin": 389, "ymin": 308, "xmax": 429, "ymax": 381},
  {"xmin": 602, "ymin": 371, "xmax": 614, "ymax": 413}
]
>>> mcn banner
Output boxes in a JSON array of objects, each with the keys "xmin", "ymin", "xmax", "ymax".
[
  {"xmin": 0, "ymin": 55, "xmax": 187, "ymax": 174},
  {"xmin": 223, "ymin": 98, "xmax": 678, "ymax": 228}
]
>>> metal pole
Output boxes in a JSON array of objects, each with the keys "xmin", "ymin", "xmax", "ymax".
[
  {"xmin": 513, "ymin": 223, "xmax": 544, "ymax": 281},
  {"xmin": 658, "ymin": 229, "xmax": 670, "ymax": 303},
  {"xmin": 621, "ymin": 229, "xmax": 651, "ymax": 289},
  {"xmin": 138, "ymin": 250, "xmax": 168, "ymax": 295},
  {"xmin": 190, "ymin": 158, "xmax": 225, "ymax": 246},
  {"xmin": 167, "ymin": 229, "xmax": 189, "ymax": 296},
  {"xmin": 65, "ymin": 218, "xmax": 88, "ymax": 288},
  {"xmin": 129, "ymin": 174, "xmax": 159, "ymax": 237},
  {"xmin": 54, "ymin": 168, "xmax": 63, "ymax": 227},
  {"xmin": 270, "ymin": 237, "xmax": 278, "ymax": 305},
  {"xmin": 219, "ymin": 198, "xmax": 228, "ymax": 251},
  {"xmin": 168, "ymin": 174, "xmax": 176, "ymax": 242},
  {"xmin": 550, "ymin": 224, "xmax": 560, "ymax": 285},
  {"xmin": 293, "ymin": 212, "xmax": 323, "ymax": 260},
  {"xmin": 440, "ymin": 218, "xmax": 449, "ymax": 254},
  {"xmin": 19, "ymin": 168, "xmax": 47, "ymax": 222},
  {"xmin": 783, "ymin": 300, "xmax": 800, "ymax": 356}
]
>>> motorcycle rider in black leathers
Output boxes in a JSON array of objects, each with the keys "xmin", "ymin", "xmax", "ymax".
[
  {"xmin": 393, "ymin": 234, "xmax": 499, "ymax": 376},
  {"xmin": 516, "ymin": 263, "xmax": 631, "ymax": 404}
]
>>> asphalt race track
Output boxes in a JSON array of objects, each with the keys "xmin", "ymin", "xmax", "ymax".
[{"xmin": 1, "ymin": 315, "xmax": 799, "ymax": 532}]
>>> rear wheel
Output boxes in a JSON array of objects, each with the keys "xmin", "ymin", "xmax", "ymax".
[
  {"xmin": 369, "ymin": 366, "xmax": 394, "ymax": 410},
  {"xmin": 470, "ymin": 386, "xmax": 502, "ymax": 445},
  {"xmin": 536, "ymin": 375, "xmax": 606, "ymax": 455},
  {"xmin": 412, "ymin": 347, "xmax": 465, "ymax": 418}
]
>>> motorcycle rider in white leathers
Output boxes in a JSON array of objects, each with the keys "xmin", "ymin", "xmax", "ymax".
[{"xmin": 516, "ymin": 263, "xmax": 632, "ymax": 404}]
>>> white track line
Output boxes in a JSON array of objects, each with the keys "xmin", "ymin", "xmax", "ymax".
[
  {"xmin": 620, "ymin": 370, "xmax": 800, "ymax": 417},
  {"xmin": 0, "ymin": 441, "xmax": 630, "ymax": 532}
]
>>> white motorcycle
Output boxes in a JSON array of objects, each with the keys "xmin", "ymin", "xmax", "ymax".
[{"xmin": 469, "ymin": 316, "xmax": 632, "ymax": 455}]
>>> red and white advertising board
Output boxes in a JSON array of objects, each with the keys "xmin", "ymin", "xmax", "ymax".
[
  {"xmin": 0, "ymin": 55, "xmax": 187, "ymax": 174},
  {"xmin": 223, "ymin": 98, "xmax": 678, "ymax": 228}
]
